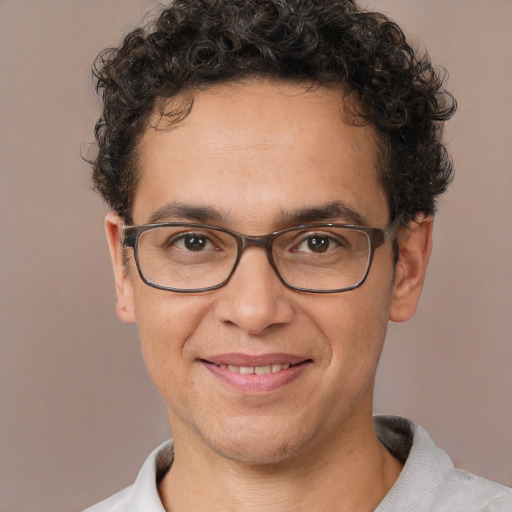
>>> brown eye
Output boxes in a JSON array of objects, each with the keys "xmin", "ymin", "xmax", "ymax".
[
  {"xmin": 307, "ymin": 235, "xmax": 330, "ymax": 253},
  {"xmin": 183, "ymin": 234, "xmax": 208, "ymax": 251}
]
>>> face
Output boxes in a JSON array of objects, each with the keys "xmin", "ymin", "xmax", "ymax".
[{"xmin": 107, "ymin": 81, "xmax": 431, "ymax": 465}]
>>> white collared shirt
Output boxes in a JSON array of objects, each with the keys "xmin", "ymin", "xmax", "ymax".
[{"xmin": 84, "ymin": 416, "xmax": 512, "ymax": 512}]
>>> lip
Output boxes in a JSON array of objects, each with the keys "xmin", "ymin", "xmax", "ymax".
[
  {"xmin": 204, "ymin": 353, "xmax": 308, "ymax": 367},
  {"xmin": 201, "ymin": 353, "xmax": 312, "ymax": 394}
]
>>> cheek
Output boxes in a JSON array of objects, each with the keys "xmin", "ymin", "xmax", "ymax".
[
  {"xmin": 305, "ymin": 278, "xmax": 392, "ymax": 370},
  {"xmin": 132, "ymin": 288, "xmax": 212, "ymax": 385}
]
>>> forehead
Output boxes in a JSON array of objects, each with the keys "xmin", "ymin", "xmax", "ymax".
[{"xmin": 134, "ymin": 81, "xmax": 387, "ymax": 228}]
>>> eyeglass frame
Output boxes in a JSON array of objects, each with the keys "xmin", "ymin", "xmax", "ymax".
[{"xmin": 121, "ymin": 217, "xmax": 402, "ymax": 294}]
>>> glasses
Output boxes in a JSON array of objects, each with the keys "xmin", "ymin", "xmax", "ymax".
[{"xmin": 121, "ymin": 218, "xmax": 401, "ymax": 294}]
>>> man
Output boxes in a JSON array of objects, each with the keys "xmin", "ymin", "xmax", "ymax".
[{"xmin": 85, "ymin": 1, "xmax": 512, "ymax": 510}]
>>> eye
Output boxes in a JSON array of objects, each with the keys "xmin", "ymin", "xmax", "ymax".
[
  {"xmin": 293, "ymin": 232, "xmax": 344, "ymax": 254},
  {"xmin": 306, "ymin": 235, "xmax": 331, "ymax": 253},
  {"xmin": 171, "ymin": 233, "xmax": 215, "ymax": 252}
]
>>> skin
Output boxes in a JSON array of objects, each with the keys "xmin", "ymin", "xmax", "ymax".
[{"xmin": 106, "ymin": 81, "xmax": 433, "ymax": 511}]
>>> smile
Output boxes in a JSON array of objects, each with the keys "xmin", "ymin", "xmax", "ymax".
[
  {"xmin": 217, "ymin": 363, "xmax": 291, "ymax": 374},
  {"xmin": 201, "ymin": 354, "xmax": 311, "ymax": 394}
]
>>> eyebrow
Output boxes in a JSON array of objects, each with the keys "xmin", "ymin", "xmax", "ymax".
[
  {"xmin": 146, "ymin": 200, "xmax": 368, "ymax": 227},
  {"xmin": 280, "ymin": 201, "xmax": 369, "ymax": 226},
  {"xmin": 147, "ymin": 202, "xmax": 224, "ymax": 224}
]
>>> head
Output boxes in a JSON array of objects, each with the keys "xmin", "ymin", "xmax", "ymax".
[
  {"xmin": 91, "ymin": 0, "xmax": 455, "ymax": 465},
  {"xmin": 92, "ymin": 0, "xmax": 455, "ymax": 226}
]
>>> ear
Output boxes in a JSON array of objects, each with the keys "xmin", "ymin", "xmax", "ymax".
[
  {"xmin": 105, "ymin": 211, "xmax": 137, "ymax": 324},
  {"xmin": 389, "ymin": 215, "xmax": 433, "ymax": 322}
]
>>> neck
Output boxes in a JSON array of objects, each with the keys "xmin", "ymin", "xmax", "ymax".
[{"xmin": 158, "ymin": 415, "xmax": 402, "ymax": 512}]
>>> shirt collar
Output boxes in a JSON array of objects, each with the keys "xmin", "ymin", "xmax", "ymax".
[
  {"xmin": 128, "ymin": 440, "xmax": 173, "ymax": 512},
  {"xmin": 127, "ymin": 416, "xmax": 453, "ymax": 511}
]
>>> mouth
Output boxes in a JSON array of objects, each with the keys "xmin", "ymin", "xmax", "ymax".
[
  {"xmin": 213, "ymin": 362, "xmax": 293, "ymax": 374},
  {"xmin": 200, "ymin": 354, "xmax": 312, "ymax": 393}
]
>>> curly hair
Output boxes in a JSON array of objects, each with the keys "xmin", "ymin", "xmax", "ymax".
[{"xmin": 91, "ymin": 0, "xmax": 456, "ymax": 224}]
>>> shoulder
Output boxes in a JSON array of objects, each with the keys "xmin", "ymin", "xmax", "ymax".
[
  {"xmin": 432, "ymin": 469, "xmax": 512, "ymax": 511},
  {"xmin": 82, "ymin": 485, "xmax": 132, "ymax": 512},
  {"xmin": 374, "ymin": 415, "xmax": 512, "ymax": 511}
]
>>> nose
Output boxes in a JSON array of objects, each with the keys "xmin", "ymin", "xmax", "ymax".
[{"xmin": 213, "ymin": 247, "xmax": 295, "ymax": 335}]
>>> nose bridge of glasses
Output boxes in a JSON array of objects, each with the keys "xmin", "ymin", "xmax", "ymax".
[
  {"xmin": 236, "ymin": 233, "xmax": 279, "ymax": 273},
  {"xmin": 239, "ymin": 233, "xmax": 274, "ymax": 250}
]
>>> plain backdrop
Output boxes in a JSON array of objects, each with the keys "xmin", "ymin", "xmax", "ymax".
[{"xmin": 0, "ymin": 1, "xmax": 511, "ymax": 510}]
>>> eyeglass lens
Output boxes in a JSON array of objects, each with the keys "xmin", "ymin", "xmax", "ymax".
[{"xmin": 135, "ymin": 225, "xmax": 372, "ymax": 292}]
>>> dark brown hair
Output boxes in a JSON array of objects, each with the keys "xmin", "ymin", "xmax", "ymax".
[{"xmin": 91, "ymin": 0, "xmax": 456, "ymax": 224}]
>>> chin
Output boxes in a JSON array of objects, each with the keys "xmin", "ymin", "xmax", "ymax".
[
  {"xmin": 200, "ymin": 418, "xmax": 309, "ymax": 466},
  {"xmin": 211, "ymin": 439, "xmax": 302, "ymax": 466}
]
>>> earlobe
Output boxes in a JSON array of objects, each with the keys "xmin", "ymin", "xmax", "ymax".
[
  {"xmin": 105, "ymin": 211, "xmax": 137, "ymax": 324},
  {"xmin": 389, "ymin": 215, "xmax": 433, "ymax": 323}
]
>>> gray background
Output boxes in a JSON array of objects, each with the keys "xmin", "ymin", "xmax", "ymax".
[{"xmin": 1, "ymin": 1, "xmax": 511, "ymax": 510}]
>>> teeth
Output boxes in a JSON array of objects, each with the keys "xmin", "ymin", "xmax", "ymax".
[{"xmin": 222, "ymin": 363, "xmax": 291, "ymax": 374}]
